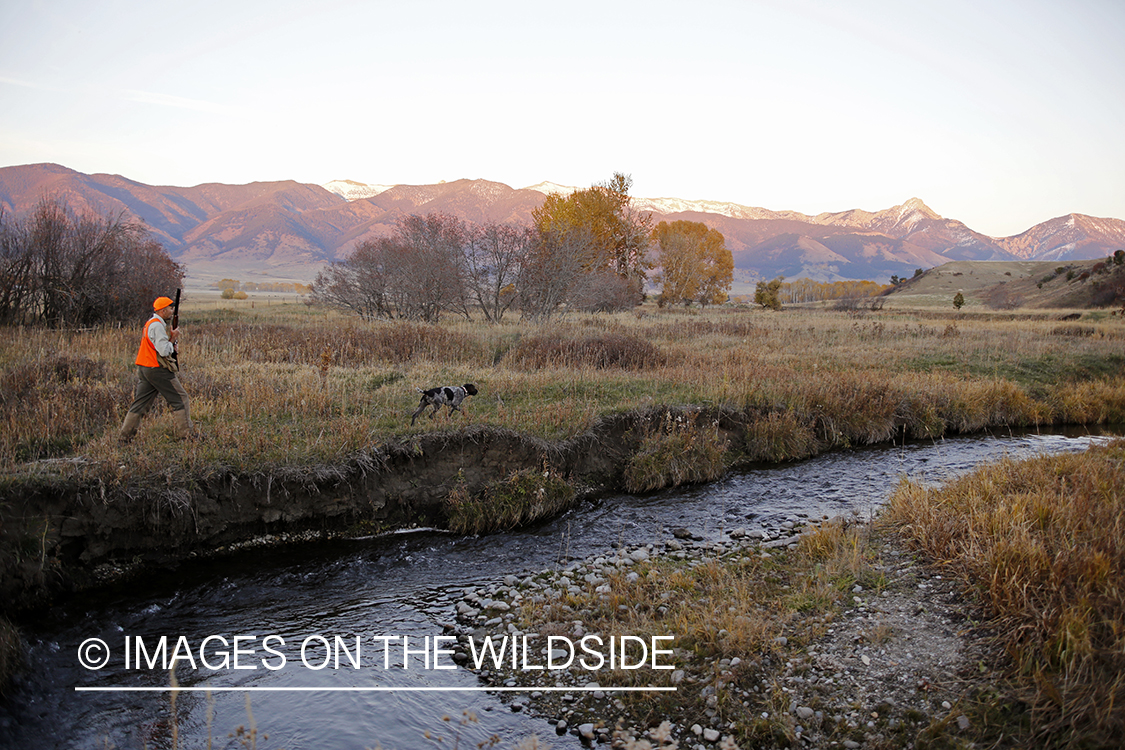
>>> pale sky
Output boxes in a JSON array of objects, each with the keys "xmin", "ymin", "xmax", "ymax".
[{"xmin": 2, "ymin": 0, "xmax": 1123, "ymax": 237}]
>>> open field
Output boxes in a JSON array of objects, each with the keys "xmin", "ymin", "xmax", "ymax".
[{"xmin": 2, "ymin": 299, "xmax": 1124, "ymax": 488}]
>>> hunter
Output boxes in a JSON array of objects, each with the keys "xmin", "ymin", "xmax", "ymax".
[{"xmin": 119, "ymin": 296, "xmax": 194, "ymax": 441}]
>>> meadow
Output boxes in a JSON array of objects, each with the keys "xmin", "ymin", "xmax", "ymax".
[
  {"xmin": 1, "ymin": 297, "xmax": 1124, "ymax": 489},
  {"xmin": 2, "ymin": 296, "xmax": 1124, "ymax": 745}
]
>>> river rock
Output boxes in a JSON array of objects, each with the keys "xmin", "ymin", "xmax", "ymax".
[{"xmin": 578, "ymin": 723, "xmax": 596, "ymax": 740}]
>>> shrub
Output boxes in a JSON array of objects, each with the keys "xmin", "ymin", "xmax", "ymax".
[
  {"xmin": 506, "ymin": 332, "xmax": 665, "ymax": 370},
  {"xmin": 624, "ymin": 410, "xmax": 727, "ymax": 492}
]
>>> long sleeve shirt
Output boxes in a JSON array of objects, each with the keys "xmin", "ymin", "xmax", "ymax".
[{"xmin": 147, "ymin": 314, "xmax": 175, "ymax": 357}]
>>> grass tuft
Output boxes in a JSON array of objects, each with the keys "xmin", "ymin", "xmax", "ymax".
[
  {"xmin": 624, "ymin": 409, "xmax": 728, "ymax": 492},
  {"xmin": 444, "ymin": 466, "xmax": 576, "ymax": 535},
  {"xmin": 506, "ymin": 331, "xmax": 665, "ymax": 370}
]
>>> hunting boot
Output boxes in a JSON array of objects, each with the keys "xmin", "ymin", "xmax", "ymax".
[
  {"xmin": 172, "ymin": 408, "xmax": 196, "ymax": 440},
  {"xmin": 119, "ymin": 412, "xmax": 142, "ymax": 443}
]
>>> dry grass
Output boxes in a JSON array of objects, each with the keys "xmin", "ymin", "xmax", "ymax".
[
  {"xmin": 505, "ymin": 330, "xmax": 666, "ymax": 370},
  {"xmin": 1, "ymin": 302, "xmax": 1123, "ymax": 490},
  {"xmin": 507, "ymin": 518, "xmax": 885, "ymax": 745},
  {"xmin": 444, "ymin": 466, "xmax": 576, "ymax": 535},
  {"xmin": 882, "ymin": 439, "xmax": 1125, "ymax": 747},
  {"xmin": 623, "ymin": 409, "xmax": 729, "ymax": 492}
]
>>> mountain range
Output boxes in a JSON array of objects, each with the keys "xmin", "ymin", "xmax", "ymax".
[{"xmin": 2, "ymin": 163, "xmax": 1123, "ymax": 286}]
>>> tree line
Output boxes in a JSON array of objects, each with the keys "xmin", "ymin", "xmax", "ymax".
[
  {"xmin": 0, "ymin": 198, "xmax": 183, "ymax": 327},
  {"xmin": 777, "ymin": 278, "xmax": 889, "ymax": 304},
  {"xmin": 310, "ymin": 173, "xmax": 737, "ymax": 322},
  {"xmin": 212, "ymin": 279, "xmax": 311, "ymax": 295}
]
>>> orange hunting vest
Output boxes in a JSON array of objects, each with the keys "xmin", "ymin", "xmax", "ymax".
[{"xmin": 135, "ymin": 316, "xmax": 164, "ymax": 368}]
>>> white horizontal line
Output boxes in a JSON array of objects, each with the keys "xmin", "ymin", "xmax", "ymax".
[{"xmin": 76, "ymin": 686, "xmax": 677, "ymax": 693}]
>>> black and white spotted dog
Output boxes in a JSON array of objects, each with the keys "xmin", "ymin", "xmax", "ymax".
[{"xmin": 411, "ymin": 383, "xmax": 478, "ymax": 425}]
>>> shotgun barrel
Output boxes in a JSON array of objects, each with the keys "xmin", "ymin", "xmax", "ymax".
[{"xmin": 171, "ymin": 288, "xmax": 181, "ymax": 366}]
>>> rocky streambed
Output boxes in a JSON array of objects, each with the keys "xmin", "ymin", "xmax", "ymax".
[{"xmin": 443, "ymin": 516, "xmax": 995, "ymax": 749}]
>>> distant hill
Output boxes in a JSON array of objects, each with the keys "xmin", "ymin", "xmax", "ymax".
[
  {"xmin": 2, "ymin": 163, "xmax": 1123, "ymax": 285},
  {"xmin": 885, "ymin": 257, "xmax": 1125, "ymax": 310}
]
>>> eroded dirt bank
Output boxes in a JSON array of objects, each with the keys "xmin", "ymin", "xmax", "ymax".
[{"xmin": 0, "ymin": 409, "xmax": 749, "ymax": 611}]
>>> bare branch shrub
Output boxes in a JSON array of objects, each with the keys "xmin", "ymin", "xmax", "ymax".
[{"xmin": 0, "ymin": 198, "xmax": 183, "ymax": 327}]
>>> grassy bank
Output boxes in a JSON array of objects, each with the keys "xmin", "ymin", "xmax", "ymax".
[
  {"xmin": 456, "ymin": 439, "xmax": 1124, "ymax": 749},
  {"xmin": 2, "ymin": 302, "xmax": 1124, "ymax": 492},
  {"xmin": 883, "ymin": 438, "xmax": 1125, "ymax": 747}
]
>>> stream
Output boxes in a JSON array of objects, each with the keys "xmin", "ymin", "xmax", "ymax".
[{"xmin": 0, "ymin": 429, "xmax": 1115, "ymax": 750}]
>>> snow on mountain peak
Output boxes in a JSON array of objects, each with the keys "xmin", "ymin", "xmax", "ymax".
[
  {"xmin": 521, "ymin": 181, "xmax": 579, "ymax": 196},
  {"xmin": 322, "ymin": 180, "xmax": 395, "ymax": 201}
]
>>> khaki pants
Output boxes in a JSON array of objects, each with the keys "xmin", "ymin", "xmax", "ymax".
[{"xmin": 128, "ymin": 365, "xmax": 190, "ymax": 416}]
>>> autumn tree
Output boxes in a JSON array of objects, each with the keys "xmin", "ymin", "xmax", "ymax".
[
  {"xmin": 754, "ymin": 276, "xmax": 784, "ymax": 311},
  {"xmin": 652, "ymin": 220, "xmax": 733, "ymax": 307},
  {"xmin": 526, "ymin": 172, "xmax": 653, "ymax": 318},
  {"xmin": 778, "ymin": 279, "xmax": 889, "ymax": 304}
]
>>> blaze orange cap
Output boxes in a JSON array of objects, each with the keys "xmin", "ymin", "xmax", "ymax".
[{"xmin": 153, "ymin": 297, "xmax": 175, "ymax": 311}]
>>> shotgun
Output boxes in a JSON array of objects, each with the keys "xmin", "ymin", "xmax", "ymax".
[{"xmin": 171, "ymin": 288, "xmax": 181, "ymax": 367}]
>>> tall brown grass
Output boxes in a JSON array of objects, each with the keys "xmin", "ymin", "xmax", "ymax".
[
  {"xmin": 1, "ymin": 303, "xmax": 1123, "ymax": 487},
  {"xmin": 623, "ymin": 409, "xmax": 728, "ymax": 491},
  {"xmin": 882, "ymin": 439, "xmax": 1125, "ymax": 746}
]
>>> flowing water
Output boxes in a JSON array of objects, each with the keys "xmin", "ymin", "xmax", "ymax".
[{"xmin": 0, "ymin": 429, "xmax": 1116, "ymax": 750}]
